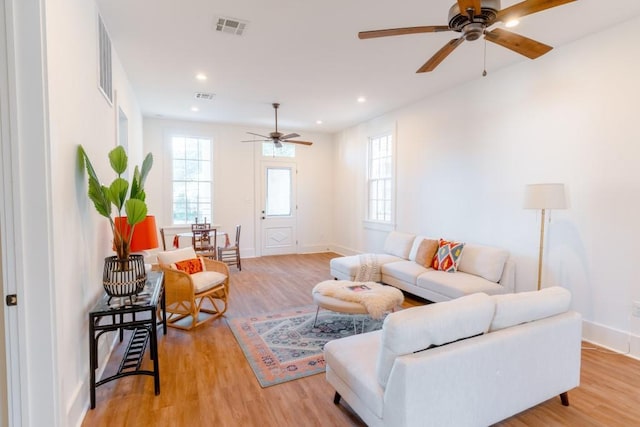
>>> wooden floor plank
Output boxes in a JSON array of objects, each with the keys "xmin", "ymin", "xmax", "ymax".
[{"xmin": 82, "ymin": 253, "xmax": 640, "ymax": 426}]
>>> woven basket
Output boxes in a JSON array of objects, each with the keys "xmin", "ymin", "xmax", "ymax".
[{"xmin": 102, "ymin": 254, "xmax": 146, "ymax": 297}]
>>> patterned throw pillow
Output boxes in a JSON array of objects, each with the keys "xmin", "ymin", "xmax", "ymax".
[
  {"xmin": 172, "ymin": 258, "xmax": 204, "ymax": 274},
  {"xmin": 432, "ymin": 239, "xmax": 465, "ymax": 272},
  {"xmin": 415, "ymin": 239, "xmax": 439, "ymax": 267}
]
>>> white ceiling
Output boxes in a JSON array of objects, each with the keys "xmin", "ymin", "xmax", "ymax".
[{"xmin": 96, "ymin": 0, "xmax": 640, "ymax": 134}]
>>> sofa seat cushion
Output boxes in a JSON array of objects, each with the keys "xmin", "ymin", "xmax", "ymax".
[
  {"xmin": 457, "ymin": 243, "xmax": 509, "ymax": 283},
  {"xmin": 376, "ymin": 293, "xmax": 495, "ymax": 387},
  {"xmin": 490, "ymin": 286, "xmax": 571, "ymax": 332},
  {"xmin": 330, "ymin": 254, "xmax": 405, "ymax": 280},
  {"xmin": 381, "ymin": 261, "xmax": 431, "ymax": 286},
  {"xmin": 324, "ymin": 330, "xmax": 384, "ymax": 418},
  {"xmin": 416, "ymin": 270, "xmax": 506, "ymax": 299}
]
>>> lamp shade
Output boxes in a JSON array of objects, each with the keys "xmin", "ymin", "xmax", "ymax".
[
  {"xmin": 523, "ymin": 183, "xmax": 566, "ymax": 210},
  {"xmin": 114, "ymin": 215, "xmax": 159, "ymax": 252}
]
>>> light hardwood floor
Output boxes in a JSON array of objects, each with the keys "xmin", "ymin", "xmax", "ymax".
[{"xmin": 82, "ymin": 253, "xmax": 640, "ymax": 426}]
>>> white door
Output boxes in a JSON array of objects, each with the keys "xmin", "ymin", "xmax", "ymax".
[{"xmin": 260, "ymin": 161, "xmax": 297, "ymax": 256}]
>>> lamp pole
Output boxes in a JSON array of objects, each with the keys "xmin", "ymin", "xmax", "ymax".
[{"xmin": 536, "ymin": 208, "xmax": 546, "ymax": 291}]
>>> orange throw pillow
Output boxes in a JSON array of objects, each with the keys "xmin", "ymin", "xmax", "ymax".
[
  {"xmin": 415, "ymin": 239, "xmax": 439, "ymax": 267},
  {"xmin": 173, "ymin": 258, "xmax": 204, "ymax": 274}
]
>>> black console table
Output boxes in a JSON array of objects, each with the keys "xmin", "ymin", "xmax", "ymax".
[{"xmin": 88, "ymin": 270, "xmax": 166, "ymax": 408}]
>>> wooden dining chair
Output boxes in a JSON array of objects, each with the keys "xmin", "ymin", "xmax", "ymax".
[
  {"xmin": 159, "ymin": 227, "xmax": 167, "ymax": 250},
  {"xmin": 191, "ymin": 223, "xmax": 217, "ymax": 259},
  {"xmin": 217, "ymin": 224, "xmax": 241, "ymax": 270}
]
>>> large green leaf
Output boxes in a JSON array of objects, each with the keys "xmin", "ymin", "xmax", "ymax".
[
  {"xmin": 125, "ymin": 199, "xmax": 147, "ymax": 225},
  {"xmin": 139, "ymin": 152, "xmax": 153, "ymax": 187},
  {"xmin": 130, "ymin": 166, "xmax": 142, "ymax": 200},
  {"xmin": 87, "ymin": 178, "xmax": 111, "ymax": 218},
  {"xmin": 109, "ymin": 146, "xmax": 128, "ymax": 175},
  {"xmin": 108, "ymin": 178, "xmax": 129, "ymax": 211}
]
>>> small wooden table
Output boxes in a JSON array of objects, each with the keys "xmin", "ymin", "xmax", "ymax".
[{"xmin": 88, "ymin": 270, "xmax": 166, "ymax": 408}]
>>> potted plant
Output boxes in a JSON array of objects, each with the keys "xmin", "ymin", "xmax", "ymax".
[{"xmin": 78, "ymin": 145, "xmax": 153, "ymax": 297}]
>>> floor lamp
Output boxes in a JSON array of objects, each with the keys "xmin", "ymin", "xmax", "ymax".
[{"xmin": 524, "ymin": 184, "xmax": 566, "ymax": 290}]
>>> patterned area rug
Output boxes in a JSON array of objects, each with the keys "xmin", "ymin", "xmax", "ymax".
[{"xmin": 227, "ymin": 305, "xmax": 384, "ymax": 387}]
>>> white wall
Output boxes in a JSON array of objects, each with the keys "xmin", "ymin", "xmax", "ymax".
[
  {"xmin": 332, "ymin": 16, "xmax": 640, "ymax": 358},
  {"xmin": 143, "ymin": 118, "xmax": 334, "ymax": 257},
  {"xmin": 43, "ymin": 0, "xmax": 145, "ymax": 424}
]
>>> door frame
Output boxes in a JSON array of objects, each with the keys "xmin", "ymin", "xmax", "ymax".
[
  {"xmin": 254, "ymin": 146, "xmax": 299, "ymax": 257},
  {"xmin": 0, "ymin": 0, "xmax": 21, "ymax": 423}
]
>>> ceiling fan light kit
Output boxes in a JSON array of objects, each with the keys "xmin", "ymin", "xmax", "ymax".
[{"xmin": 358, "ymin": 0, "xmax": 576, "ymax": 73}]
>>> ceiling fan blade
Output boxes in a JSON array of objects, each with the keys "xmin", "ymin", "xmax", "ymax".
[
  {"xmin": 485, "ymin": 28, "xmax": 552, "ymax": 59},
  {"xmin": 280, "ymin": 133, "xmax": 300, "ymax": 140},
  {"xmin": 241, "ymin": 139, "xmax": 269, "ymax": 143},
  {"xmin": 497, "ymin": 0, "xmax": 576, "ymax": 22},
  {"xmin": 283, "ymin": 140, "xmax": 313, "ymax": 146},
  {"xmin": 247, "ymin": 131, "xmax": 271, "ymax": 139},
  {"xmin": 416, "ymin": 37, "xmax": 464, "ymax": 73},
  {"xmin": 457, "ymin": 0, "xmax": 482, "ymax": 18},
  {"xmin": 358, "ymin": 26, "xmax": 450, "ymax": 39}
]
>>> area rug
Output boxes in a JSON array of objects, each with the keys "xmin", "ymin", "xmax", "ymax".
[{"xmin": 227, "ymin": 305, "xmax": 384, "ymax": 387}]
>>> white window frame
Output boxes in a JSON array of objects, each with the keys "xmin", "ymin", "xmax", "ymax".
[
  {"xmin": 365, "ymin": 132, "xmax": 395, "ymax": 230},
  {"xmin": 169, "ymin": 134, "xmax": 213, "ymax": 225}
]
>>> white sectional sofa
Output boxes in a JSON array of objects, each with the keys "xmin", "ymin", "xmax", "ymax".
[
  {"xmin": 324, "ymin": 287, "xmax": 582, "ymax": 427},
  {"xmin": 330, "ymin": 231, "xmax": 516, "ymax": 302}
]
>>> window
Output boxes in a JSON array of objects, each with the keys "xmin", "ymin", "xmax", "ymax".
[
  {"xmin": 367, "ymin": 133, "xmax": 393, "ymax": 223},
  {"xmin": 171, "ymin": 136, "xmax": 212, "ymax": 224},
  {"xmin": 262, "ymin": 142, "xmax": 295, "ymax": 158},
  {"xmin": 265, "ymin": 167, "xmax": 292, "ymax": 216}
]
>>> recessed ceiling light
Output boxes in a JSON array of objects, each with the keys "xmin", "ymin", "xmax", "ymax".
[
  {"xmin": 195, "ymin": 73, "xmax": 207, "ymax": 81},
  {"xmin": 191, "ymin": 106, "xmax": 199, "ymax": 112},
  {"xmin": 316, "ymin": 120, "xmax": 323, "ymax": 125},
  {"xmin": 505, "ymin": 19, "xmax": 519, "ymax": 28},
  {"xmin": 357, "ymin": 96, "xmax": 366, "ymax": 103}
]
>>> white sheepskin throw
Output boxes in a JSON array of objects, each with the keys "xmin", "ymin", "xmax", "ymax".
[
  {"xmin": 355, "ymin": 253, "xmax": 379, "ymax": 282},
  {"xmin": 313, "ymin": 280, "xmax": 404, "ymax": 319}
]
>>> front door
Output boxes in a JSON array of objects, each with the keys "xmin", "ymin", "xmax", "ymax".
[{"xmin": 260, "ymin": 161, "xmax": 297, "ymax": 256}]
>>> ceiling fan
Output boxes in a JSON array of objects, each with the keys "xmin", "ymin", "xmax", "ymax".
[
  {"xmin": 243, "ymin": 103, "xmax": 313, "ymax": 148},
  {"xmin": 358, "ymin": 0, "xmax": 576, "ymax": 73}
]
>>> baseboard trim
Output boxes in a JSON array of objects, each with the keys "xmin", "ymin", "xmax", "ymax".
[{"xmin": 582, "ymin": 319, "xmax": 640, "ymax": 360}]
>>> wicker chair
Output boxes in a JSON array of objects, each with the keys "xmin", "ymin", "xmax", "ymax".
[{"xmin": 157, "ymin": 247, "xmax": 230, "ymax": 330}]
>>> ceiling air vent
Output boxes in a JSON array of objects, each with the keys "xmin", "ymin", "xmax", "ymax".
[
  {"xmin": 194, "ymin": 92, "xmax": 215, "ymax": 100},
  {"xmin": 215, "ymin": 17, "xmax": 248, "ymax": 36}
]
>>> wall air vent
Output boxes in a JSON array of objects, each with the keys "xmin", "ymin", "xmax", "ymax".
[
  {"xmin": 194, "ymin": 92, "xmax": 215, "ymax": 100},
  {"xmin": 214, "ymin": 17, "xmax": 248, "ymax": 36}
]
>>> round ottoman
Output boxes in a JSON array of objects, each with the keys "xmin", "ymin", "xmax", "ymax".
[{"xmin": 311, "ymin": 280, "xmax": 404, "ymax": 333}]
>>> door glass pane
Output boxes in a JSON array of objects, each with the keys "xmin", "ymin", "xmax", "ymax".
[{"xmin": 266, "ymin": 167, "xmax": 291, "ymax": 216}]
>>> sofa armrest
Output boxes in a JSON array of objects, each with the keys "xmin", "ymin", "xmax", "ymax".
[{"xmin": 498, "ymin": 257, "xmax": 516, "ymax": 292}]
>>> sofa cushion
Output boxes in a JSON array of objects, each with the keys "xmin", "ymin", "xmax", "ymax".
[
  {"xmin": 415, "ymin": 239, "xmax": 439, "ymax": 267},
  {"xmin": 457, "ymin": 243, "xmax": 509, "ymax": 283},
  {"xmin": 432, "ymin": 239, "xmax": 465, "ymax": 272},
  {"xmin": 490, "ymin": 286, "xmax": 571, "ymax": 332},
  {"xmin": 417, "ymin": 270, "xmax": 507, "ymax": 299},
  {"xmin": 376, "ymin": 293, "xmax": 495, "ymax": 388},
  {"xmin": 384, "ymin": 231, "xmax": 416, "ymax": 259},
  {"xmin": 330, "ymin": 254, "xmax": 405, "ymax": 281},
  {"xmin": 325, "ymin": 330, "xmax": 385, "ymax": 418},
  {"xmin": 381, "ymin": 261, "xmax": 431, "ymax": 286}
]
